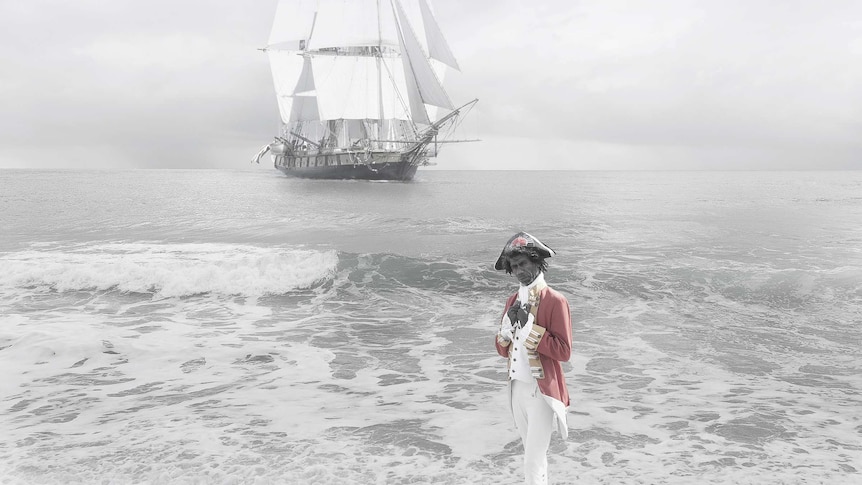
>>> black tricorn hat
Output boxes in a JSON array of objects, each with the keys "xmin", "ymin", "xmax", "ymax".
[{"xmin": 494, "ymin": 232, "xmax": 556, "ymax": 270}]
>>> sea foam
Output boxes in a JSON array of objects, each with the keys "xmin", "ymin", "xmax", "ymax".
[{"xmin": 0, "ymin": 242, "xmax": 338, "ymax": 297}]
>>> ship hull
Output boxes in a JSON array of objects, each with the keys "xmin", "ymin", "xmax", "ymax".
[{"xmin": 273, "ymin": 151, "xmax": 421, "ymax": 181}]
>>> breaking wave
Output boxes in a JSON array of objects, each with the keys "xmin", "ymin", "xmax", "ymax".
[{"xmin": 0, "ymin": 243, "xmax": 338, "ymax": 297}]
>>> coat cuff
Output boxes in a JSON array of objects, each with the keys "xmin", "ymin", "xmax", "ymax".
[{"xmin": 523, "ymin": 324, "xmax": 546, "ymax": 351}]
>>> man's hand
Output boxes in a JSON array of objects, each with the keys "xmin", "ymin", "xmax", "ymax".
[
  {"xmin": 506, "ymin": 302, "xmax": 520, "ymax": 326},
  {"xmin": 507, "ymin": 302, "xmax": 529, "ymax": 329}
]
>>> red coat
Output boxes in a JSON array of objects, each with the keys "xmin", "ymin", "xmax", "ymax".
[{"xmin": 495, "ymin": 286, "xmax": 572, "ymax": 407}]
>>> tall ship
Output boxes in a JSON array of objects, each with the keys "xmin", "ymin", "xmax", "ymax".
[{"xmin": 252, "ymin": 0, "xmax": 476, "ymax": 181}]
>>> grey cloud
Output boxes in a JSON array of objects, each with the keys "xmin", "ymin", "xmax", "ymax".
[{"xmin": 2, "ymin": 0, "xmax": 861, "ymax": 170}]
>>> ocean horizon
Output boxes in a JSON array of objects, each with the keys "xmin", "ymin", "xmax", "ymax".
[{"xmin": 1, "ymin": 169, "xmax": 860, "ymax": 484}]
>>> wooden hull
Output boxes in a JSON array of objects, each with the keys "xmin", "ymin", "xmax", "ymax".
[{"xmin": 273, "ymin": 151, "xmax": 421, "ymax": 181}]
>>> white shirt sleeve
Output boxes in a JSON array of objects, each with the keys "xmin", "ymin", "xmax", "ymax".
[{"xmin": 499, "ymin": 313, "xmax": 514, "ymax": 341}]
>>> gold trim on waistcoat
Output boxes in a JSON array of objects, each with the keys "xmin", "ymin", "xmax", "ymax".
[{"xmin": 524, "ymin": 324, "xmax": 546, "ymax": 379}]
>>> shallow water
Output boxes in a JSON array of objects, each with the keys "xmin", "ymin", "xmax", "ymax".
[{"xmin": 1, "ymin": 169, "xmax": 860, "ymax": 484}]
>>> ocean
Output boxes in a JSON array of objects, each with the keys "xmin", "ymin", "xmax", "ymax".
[{"xmin": 1, "ymin": 169, "xmax": 860, "ymax": 484}]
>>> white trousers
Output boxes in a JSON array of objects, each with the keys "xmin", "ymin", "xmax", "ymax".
[{"xmin": 511, "ymin": 379, "xmax": 555, "ymax": 485}]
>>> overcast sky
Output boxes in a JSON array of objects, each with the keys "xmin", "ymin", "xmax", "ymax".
[{"xmin": 1, "ymin": 0, "xmax": 861, "ymax": 170}]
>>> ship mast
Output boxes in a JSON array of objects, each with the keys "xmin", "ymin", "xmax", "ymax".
[{"xmin": 376, "ymin": 0, "xmax": 385, "ymax": 148}]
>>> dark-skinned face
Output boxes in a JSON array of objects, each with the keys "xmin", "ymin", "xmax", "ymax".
[{"xmin": 508, "ymin": 253, "xmax": 540, "ymax": 286}]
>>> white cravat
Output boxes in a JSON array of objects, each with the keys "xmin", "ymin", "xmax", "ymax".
[{"xmin": 518, "ymin": 272, "xmax": 546, "ymax": 306}]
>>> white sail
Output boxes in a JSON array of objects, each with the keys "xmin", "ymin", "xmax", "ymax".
[
  {"xmin": 311, "ymin": 56, "xmax": 378, "ymax": 120},
  {"xmin": 293, "ymin": 57, "xmax": 315, "ymax": 95},
  {"xmin": 378, "ymin": 56, "xmax": 414, "ymax": 121},
  {"xmin": 288, "ymin": 95, "xmax": 320, "ymax": 123},
  {"xmin": 268, "ymin": 51, "xmax": 303, "ymax": 96},
  {"xmin": 396, "ymin": 37, "xmax": 431, "ymax": 125},
  {"xmin": 310, "ymin": 55, "xmax": 412, "ymax": 121},
  {"xmin": 268, "ymin": 0, "xmax": 318, "ymax": 125},
  {"xmin": 308, "ymin": 0, "xmax": 400, "ymax": 50},
  {"xmin": 304, "ymin": 0, "xmax": 439, "ymax": 53},
  {"xmin": 396, "ymin": 1, "xmax": 428, "ymax": 53},
  {"xmin": 424, "ymin": 59, "xmax": 449, "ymax": 122},
  {"xmin": 393, "ymin": 0, "xmax": 452, "ymax": 111},
  {"xmin": 418, "ymin": 0, "xmax": 459, "ymax": 70},
  {"xmin": 268, "ymin": 51, "xmax": 305, "ymax": 124},
  {"xmin": 268, "ymin": 0, "xmax": 317, "ymax": 50},
  {"xmin": 266, "ymin": 0, "xmax": 459, "ymax": 129}
]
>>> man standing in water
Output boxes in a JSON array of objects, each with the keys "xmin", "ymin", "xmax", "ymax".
[{"xmin": 494, "ymin": 232, "xmax": 572, "ymax": 485}]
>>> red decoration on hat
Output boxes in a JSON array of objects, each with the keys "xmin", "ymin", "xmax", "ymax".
[{"xmin": 495, "ymin": 231, "xmax": 555, "ymax": 271}]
